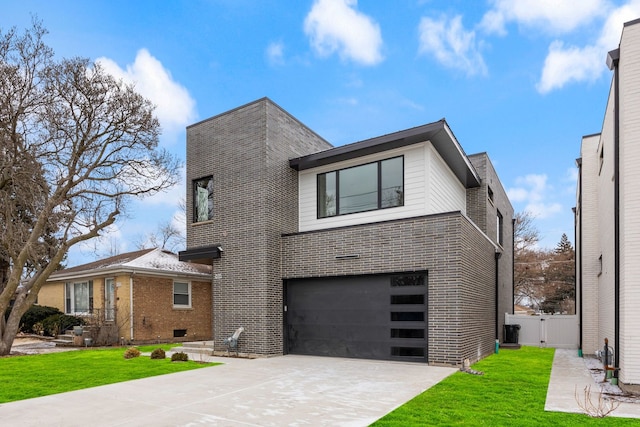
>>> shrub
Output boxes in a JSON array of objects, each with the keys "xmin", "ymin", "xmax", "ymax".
[
  {"xmin": 19, "ymin": 305, "xmax": 63, "ymax": 334},
  {"xmin": 123, "ymin": 347, "xmax": 141, "ymax": 359},
  {"xmin": 171, "ymin": 352, "xmax": 189, "ymax": 362},
  {"xmin": 150, "ymin": 348, "xmax": 166, "ymax": 359},
  {"xmin": 41, "ymin": 314, "xmax": 84, "ymax": 337}
]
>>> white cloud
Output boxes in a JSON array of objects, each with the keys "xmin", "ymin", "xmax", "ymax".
[
  {"xmin": 536, "ymin": 1, "xmax": 640, "ymax": 93},
  {"xmin": 304, "ymin": 0, "xmax": 384, "ymax": 65},
  {"xmin": 507, "ymin": 174, "xmax": 563, "ymax": 219},
  {"xmin": 96, "ymin": 49, "xmax": 197, "ymax": 142},
  {"xmin": 266, "ymin": 41, "xmax": 285, "ymax": 66},
  {"xmin": 418, "ymin": 15, "xmax": 487, "ymax": 76},
  {"xmin": 536, "ymin": 42, "xmax": 603, "ymax": 93},
  {"xmin": 480, "ymin": 0, "xmax": 607, "ymax": 35}
]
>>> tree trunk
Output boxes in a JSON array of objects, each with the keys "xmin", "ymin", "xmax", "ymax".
[{"xmin": 0, "ymin": 314, "xmax": 18, "ymax": 356}]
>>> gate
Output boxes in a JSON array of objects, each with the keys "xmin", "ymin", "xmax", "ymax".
[{"xmin": 504, "ymin": 313, "xmax": 578, "ymax": 349}]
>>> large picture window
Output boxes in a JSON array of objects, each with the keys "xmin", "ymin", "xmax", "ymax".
[
  {"xmin": 317, "ymin": 156, "xmax": 404, "ymax": 218},
  {"xmin": 65, "ymin": 281, "xmax": 94, "ymax": 314},
  {"xmin": 193, "ymin": 176, "xmax": 213, "ymax": 222}
]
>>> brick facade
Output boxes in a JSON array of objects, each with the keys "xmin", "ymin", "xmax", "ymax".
[
  {"xmin": 185, "ymin": 98, "xmax": 331, "ymax": 354},
  {"xmin": 281, "ymin": 212, "xmax": 496, "ymax": 365},
  {"xmin": 132, "ymin": 277, "xmax": 212, "ymax": 342},
  {"xmin": 184, "ymin": 98, "xmax": 513, "ymax": 364},
  {"xmin": 468, "ymin": 153, "xmax": 514, "ymax": 342}
]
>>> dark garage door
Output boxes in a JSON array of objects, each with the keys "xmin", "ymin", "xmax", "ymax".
[{"xmin": 285, "ymin": 273, "xmax": 427, "ymax": 362}]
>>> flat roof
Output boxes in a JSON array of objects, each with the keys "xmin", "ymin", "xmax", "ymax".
[{"xmin": 289, "ymin": 119, "xmax": 481, "ymax": 188}]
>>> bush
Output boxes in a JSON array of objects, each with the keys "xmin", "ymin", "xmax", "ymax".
[
  {"xmin": 41, "ymin": 313, "xmax": 84, "ymax": 337},
  {"xmin": 171, "ymin": 352, "xmax": 189, "ymax": 362},
  {"xmin": 123, "ymin": 347, "xmax": 141, "ymax": 359},
  {"xmin": 19, "ymin": 305, "xmax": 63, "ymax": 334},
  {"xmin": 150, "ymin": 348, "xmax": 166, "ymax": 359}
]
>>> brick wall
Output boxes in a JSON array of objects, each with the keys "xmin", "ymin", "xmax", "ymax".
[
  {"xmin": 468, "ymin": 153, "xmax": 514, "ymax": 342},
  {"xmin": 185, "ymin": 98, "xmax": 331, "ymax": 354},
  {"xmin": 281, "ymin": 212, "xmax": 497, "ymax": 365},
  {"xmin": 132, "ymin": 276, "xmax": 212, "ymax": 342}
]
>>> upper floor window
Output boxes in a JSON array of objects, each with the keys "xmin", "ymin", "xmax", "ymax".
[
  {"xmin": 317, "ymin": 156, "xmax": 404, "ymax": 218},
  {"xmin": 193, "ymin": 176, "xmax": 213, "ymax": 222},
  {"xmin": 497, "ymin": 210, "xmax": 504, "ymax": 246}
]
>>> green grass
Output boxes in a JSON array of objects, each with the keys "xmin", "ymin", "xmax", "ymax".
[
  {"xmin": 373, "ymin": 347, "xmax": 639, "ymax": 426},
  {"xmin": 0, "ymin": 344, "xmax": 218, "ymax": 403}
]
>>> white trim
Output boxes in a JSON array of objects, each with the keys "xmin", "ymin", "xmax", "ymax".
[{"xmin": 173, "ymin": 280, "xmax": 192, "ymax": 309}]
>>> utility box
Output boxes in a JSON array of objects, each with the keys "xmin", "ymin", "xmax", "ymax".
[{"xmin": 504, "ymin": 324, "xmax": 521, "ymax": 344}]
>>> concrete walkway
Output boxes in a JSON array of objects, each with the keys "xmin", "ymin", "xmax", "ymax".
[
  {"xmin": 545, "ymin": 349, "xmax": 640, "ymax": 418},
  {"xmin": 0, "ymin": 354, "xmax": 457, "ymax": 426}
]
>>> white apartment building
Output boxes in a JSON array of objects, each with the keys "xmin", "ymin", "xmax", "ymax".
[{"xmin": 576, "ymin": 17, "xmax": 640, "ymax": 392}]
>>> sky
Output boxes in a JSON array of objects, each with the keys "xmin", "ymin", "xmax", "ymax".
[{"xmin": 3, "ymin": 0, "xmax": 640, "ymax": 267}]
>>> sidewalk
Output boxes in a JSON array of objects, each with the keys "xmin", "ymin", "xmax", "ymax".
[{"xmin": 545, "ymin": 348, "xmax": 640, "ymax": 418}]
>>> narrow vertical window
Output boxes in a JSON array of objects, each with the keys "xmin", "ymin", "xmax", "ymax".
[
  {"xmin": 381, "ymin": 157, "xmax": 404, "ymax": 208},
  {"xmin": 193, "ymin": 176, "xmax": 213, "ymax": 222},
  {"xmin": 318, "ymin": 171, "xmax": 337, "ymax": 218},
  {"xmin": 497, "ymin": 210, "xmax": 504, "ymax": 246}
]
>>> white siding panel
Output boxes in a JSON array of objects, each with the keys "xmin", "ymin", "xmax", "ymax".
[
  {"xmin": 619, "ymin": 22, "xmax": 640, "ymax": 386},
  {"xmin": 298, "ymin": 141, "xmax": 465, "ymax": 232},
  {"xmin": 428, "ymin": 145, "xmax": 466, "ymax": 214},
  {"xmin": 578, "ymin": 134, "xmax": 601, "ymax": 355}
]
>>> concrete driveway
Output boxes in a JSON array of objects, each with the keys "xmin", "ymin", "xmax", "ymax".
[{"xmin": 0, "ymin": 354, "xmax": 456, "ymax": 426}]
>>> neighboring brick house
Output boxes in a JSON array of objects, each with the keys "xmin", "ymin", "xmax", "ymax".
[
  {"xmin": 575, "ymin": 18, "xmax": 640, "ymax": 392},
  {"xmin": 40, "ymin": 248, "xmax": 212, "ymax": 344},
  {"xmin": 179, "ymin": 97, "xmax": 513, "ymax": 366}
]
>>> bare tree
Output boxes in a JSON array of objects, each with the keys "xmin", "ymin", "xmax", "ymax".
[
  {"xmin": 514, "ymin": 211, "xmax": 540, "ymax": 253},
  {"xmin": 0, "ymin": 21, "xmax": 181, "ymax": 355},
  {"xmin": 513, "ymin": 211, "xmax": 544, "ymax": 308},
  {"xmin": 134, "ymin": 219, "xmax": 185, "ymax": 253}
]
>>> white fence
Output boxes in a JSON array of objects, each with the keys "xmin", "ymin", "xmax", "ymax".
[{"xmin": 505, "ymin": 313, "xmax": 579, "ymax": 349}]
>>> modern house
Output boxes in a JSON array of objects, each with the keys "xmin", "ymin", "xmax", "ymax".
[
  {"xmin": 39, "ymin": 248, "xmax": 213, "ymax": 344},
  {"xmin": 179, "ymin": 98, "xmax": 513, "ymax": 365},
  {"xmin": 575, "ymin": 17, "xmax": 640, "ymax": 392}
]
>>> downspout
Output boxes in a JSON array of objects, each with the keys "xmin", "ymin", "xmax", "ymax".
[
  {"xmin": 512, "ymin": 218, "xmax": 516, "ymax": 314},
  {"xmin": 575, "ymin": 158, "xmax": 584, "ymax": 357},
  {"xmin": 495, "ymin": 251, "xmax": 502, "ymax": 343},
  {"xmin": 129, "ymin": 274, "xmax": 134, "ymax": 342},
  {"xmin": 607, "ymin": 48, "xmax": 620, "ymax": 371}
]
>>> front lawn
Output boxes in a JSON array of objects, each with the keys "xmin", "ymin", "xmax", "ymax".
[
  {"xmin": 373, "ymin": 347, "xmax": 638, "ymax": 426},
  {"xmin": 0, "ymin": 344, "xmax": 217, "ymax": 403}
]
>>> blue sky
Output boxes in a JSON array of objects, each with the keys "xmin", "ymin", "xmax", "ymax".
[{"xmin": 4, "ymin": 0, "xmax": 640, "ymax": 266}]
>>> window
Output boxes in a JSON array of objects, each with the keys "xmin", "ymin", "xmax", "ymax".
[
  {"xmin": 497, "ymin": 210, "xmax": 504, "ymax": 246},
  {"xmin": 65, "ymin": 281, "xmax": 93, "ymax": 314},
  {"xmin": 599, "ymin": 145, "xmax": 604, "ymax": 175},
  {"xmin": 317, "ymin": 156, "xmax": 403, "ymax": 218},
  {"xmin": 488, "ymin": 186, "xmax": 494, "ymax": 204},
  {"xmin": 173, "ymin": 281, "xmax": 191, "ymax": 308},
  {"xmin": 193, "ymin": 176, "xmax": 213, "ymax": 222},
  {"xmin": 390, "ymin": 275, "xmax": 425, "ymax": 287}
]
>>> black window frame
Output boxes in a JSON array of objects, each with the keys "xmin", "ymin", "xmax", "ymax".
[
  {"xmin": 193, "ymin": 176, "xmax": 214, "ymax": 223},
  {"xmin": 316, "ymin": 156, "xmax": 404, "ymax": 219}
]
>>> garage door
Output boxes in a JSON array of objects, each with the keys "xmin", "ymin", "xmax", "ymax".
[{"xmin": 285, "ymin": 273, "xmax": 427, "ymax": 362}]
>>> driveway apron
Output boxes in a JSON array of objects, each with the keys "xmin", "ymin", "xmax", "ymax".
[{"xmin": 0, "ymin": 354, "xmax": 456, "ymax": 426}]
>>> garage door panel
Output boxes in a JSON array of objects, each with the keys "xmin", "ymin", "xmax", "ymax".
[{"xmin": 285, "ymin": 273, "xmax": 427, "ymax": 362}]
